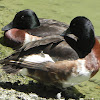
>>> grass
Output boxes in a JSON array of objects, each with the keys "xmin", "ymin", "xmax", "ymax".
[{"xmin": 0, "ymin": 0, "xmax": 100, "ymax": 99}]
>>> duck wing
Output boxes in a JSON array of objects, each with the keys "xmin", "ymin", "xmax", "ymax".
[
  {"xmin": 26, "ymin": 18, "xmax": 69, "ymax": 37},
  {"xmin": 0, "ymin": 35, "xmax": 64, "ymax": 64},
  {"xmin": 20, "ymin": 35, "xmax": 79, "ymax": 61},
  {"xmin": 0, "ymin": 35, "xmax": 79, "ymax": 65}
]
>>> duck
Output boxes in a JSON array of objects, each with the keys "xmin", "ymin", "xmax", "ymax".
[
  {"xmin": 1, "ymin": 16, "xmax": 100, "ymax": 98},
  {"xmin": 2, "ymin": 9, "xmax": 68, "ymax": 36},
  {"xmin": 2, "ymin": 9, "xmax": 68, "ymax": 48}
]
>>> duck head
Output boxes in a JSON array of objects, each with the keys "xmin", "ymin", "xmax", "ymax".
[
  {"xmin": 61, "ymin": 16, "xmax": 95, "ymax": 58},
  {"xmin": 2, "ymin": 9, "xmax": 40, "ymax": 31}
]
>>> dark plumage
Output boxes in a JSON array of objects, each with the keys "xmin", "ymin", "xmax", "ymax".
[
  {"xmin": 26, "ymin": 18, "xmax": 68, "ymax": 37},
  {"xmin": 2, "ymin": 9, "xmax": 40, "ymax": 31}
]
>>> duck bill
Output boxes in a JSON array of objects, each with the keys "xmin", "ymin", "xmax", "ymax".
[
  {"xmin": 2, "ymin": 21, "xmax": 13, "ymax": 31},
  {"xmin": 60, "ymin": 27, "xmax": 72, "ymax": 36}
]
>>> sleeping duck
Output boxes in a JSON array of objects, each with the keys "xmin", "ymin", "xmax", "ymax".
[{"xmin": 1, "ymin": 9, "xmax": 68, "ymax": 48}]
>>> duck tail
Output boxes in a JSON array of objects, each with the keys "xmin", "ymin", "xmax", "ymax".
[
  {"xmin": 0, "ymin": 51, "xmax": 21, "ymax": 74},
  {"xmin": 2, "ymin": 60, "xmax": 50, "ymax": 74},
  {"xmin": 0, "ymin": 51, "xmax": 20, "ymax": 64},
  {"xmin": 3, "ymin": 63, "xmax": 21, "ymax": 74}
]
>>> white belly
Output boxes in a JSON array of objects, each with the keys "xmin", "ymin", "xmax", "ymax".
[
  {"xmin": 62, "ymin": 73, "xmax": 90, "ymax": 88},
  {"xmin": 61, "ymin": 59, "xmax": 91, "ymax": 88}
]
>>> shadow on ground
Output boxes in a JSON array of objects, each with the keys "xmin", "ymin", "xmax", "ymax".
[
  {"xmin": 0, "ymin": 33, "xmax": 85, "ymax": 99},
  {"xmin": 0, "ymin": 81, "xmax": 85, "ymax": 99},
  {"xmin": 0, "ymin": 36, "xmax": 5, "ymax": 46},
  {"xmin": 0, "ymin": 36, "xmax": 18, "ymax": 50}
]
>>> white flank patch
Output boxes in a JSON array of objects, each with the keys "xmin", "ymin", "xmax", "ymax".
[
  {"xmin": 62, "ymin": 59, "xmax": 91, "ymax": 88},
  {"xmin": 23, "ymin": 33, "xmax": 33, "ymax": 45},
  {"xmin": 19, "ymin": 68, "xmax": 29, "ymax": 76},
  {"xmin": 23, "ymin": 53, "xmax": 55, "ymax": 63},
  {"xmin": 24, "ymin": 33, "xmax": 41, "ymax": 46}
]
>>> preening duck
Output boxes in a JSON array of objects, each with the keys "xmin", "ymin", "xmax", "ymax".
[{"xmin": 1, "ymin": 16, "xmax": 100, "ymax": 99}]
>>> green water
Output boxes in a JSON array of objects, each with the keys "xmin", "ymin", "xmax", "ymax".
[
  {"xmin": 0, "ymin": 0, "xmax": 100, "ymax": 34},
  {"xmin": 0, "ymin": 0, "xmax": 100, "ymax": 99}
]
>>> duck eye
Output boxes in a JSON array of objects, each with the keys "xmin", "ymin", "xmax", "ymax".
[{"xmin": 21, "ymin": 15, "xmax": 24, "ymax": 19}]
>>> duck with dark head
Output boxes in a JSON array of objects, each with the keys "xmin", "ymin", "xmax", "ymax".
[
  {"xmin": 2, "ymin": 9, "xmax": 41, "ymax": 48},
  {"xmin": 2, "ymin": 9, "xmax": 68, "ymax": 48}
]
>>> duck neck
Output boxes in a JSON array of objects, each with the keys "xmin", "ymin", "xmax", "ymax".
[{"xmin": 64, "ymin": 34, "xmax": 95, "ymax": 58}]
